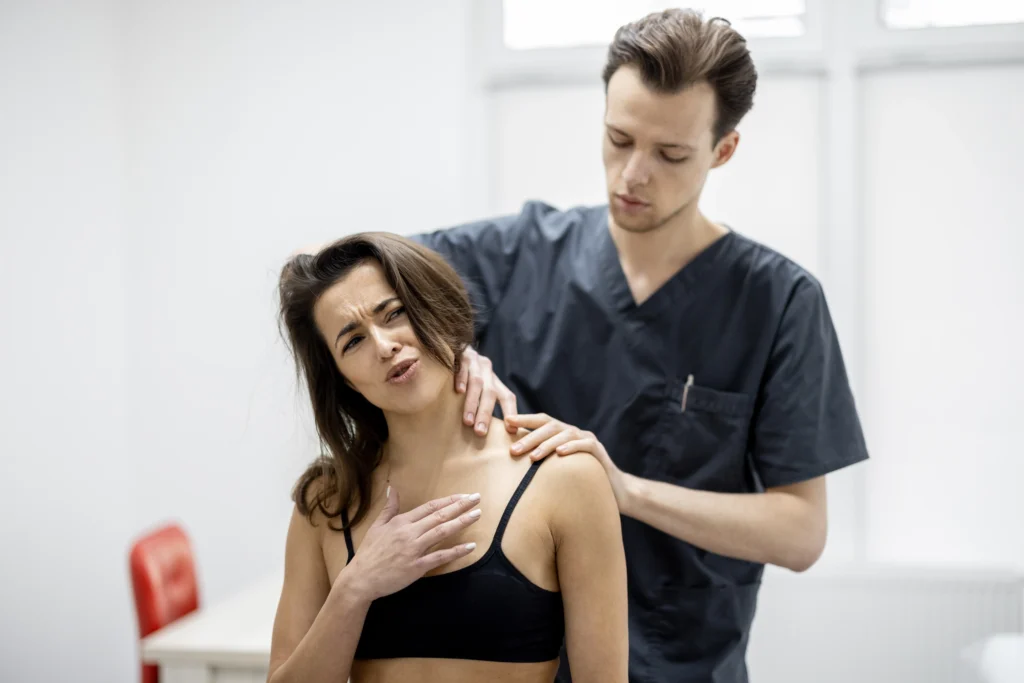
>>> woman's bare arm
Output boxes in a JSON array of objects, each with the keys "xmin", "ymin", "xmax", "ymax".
[
  {"xmin": 548, "ymin": 455, "xmax": 629, "ymax": 683},
  {"xmin": 266, "ymin": 507, "xmax": 370, "ymax": 683}
]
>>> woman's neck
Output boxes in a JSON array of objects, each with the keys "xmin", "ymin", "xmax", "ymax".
[{"xmin": 381, "ymin": 385, "xmax": 484, "ymax": 484}]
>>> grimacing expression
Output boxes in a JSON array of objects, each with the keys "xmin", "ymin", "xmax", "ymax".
[
  {"xmin": 312, "ymin": 260, "xmax": 451, "ymax": 414},
  {"xmin": 603, "ymin": 65, "xmax": 738, "ymax": 233}
]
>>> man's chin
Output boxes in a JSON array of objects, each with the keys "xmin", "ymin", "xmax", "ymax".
[{"xmin": 609, "ymin": 207, "xmax": 661, "ymax": 234}]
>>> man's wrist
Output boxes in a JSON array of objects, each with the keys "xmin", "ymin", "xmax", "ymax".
[{"xmin": 620, "ymin": 472, "xmax": 647, "ymax": 518}]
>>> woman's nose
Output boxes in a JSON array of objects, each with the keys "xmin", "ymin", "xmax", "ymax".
[{"xmin": 374, "ymin": 330, "xmax": 401, "ymax": 359}]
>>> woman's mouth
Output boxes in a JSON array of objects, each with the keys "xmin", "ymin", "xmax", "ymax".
[{"xmin": 386, "ymin": 359, "xmax": 419, "ymax": 384}]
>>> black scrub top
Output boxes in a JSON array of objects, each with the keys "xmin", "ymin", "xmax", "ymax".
[{"xmin": 411, "ymin": 201, "xmax": 869, "ymax": 683}]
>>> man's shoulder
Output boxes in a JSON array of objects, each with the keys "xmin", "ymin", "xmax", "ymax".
[
  {"xmin": 724, "ymin": 230, "xmax": 823, "ymax": 302},
  {"xmin": 413, "ymin": 200, "xmax": 605, "ymax": 247},
  {"xmin": 514, "ymin": 200, "xmax": 607, "ymax": 240}
]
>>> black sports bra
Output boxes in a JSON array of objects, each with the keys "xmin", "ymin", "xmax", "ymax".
[{"xmin": 341, "ymin": 459, "xmax": 565, "ymax": 662}]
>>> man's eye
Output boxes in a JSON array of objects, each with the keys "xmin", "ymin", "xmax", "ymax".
[{"xmin": 609, "ymin": 134, "xmax": 631, "ymax": 148}]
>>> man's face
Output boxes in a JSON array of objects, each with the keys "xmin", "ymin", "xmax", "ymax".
[{"xmin": 602, "ymin": 65, "xmax": 738, "ymax": 233}]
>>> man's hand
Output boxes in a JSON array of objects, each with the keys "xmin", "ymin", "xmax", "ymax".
[
  {"xmin": 505, "ymin": 413, "xmax": 632, "ymax": 511},
  {"xmin": 456, "ymin": 346, "xmax": 518, "ymax": 436}
]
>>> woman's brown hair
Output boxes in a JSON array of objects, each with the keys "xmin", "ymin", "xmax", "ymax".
[{"xmin": 278, "ymin": 233, "xmax": 474, "ymax": 530}]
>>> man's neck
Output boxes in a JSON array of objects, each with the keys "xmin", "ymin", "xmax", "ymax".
[
  {"xmin": 381, "ymin": 385, "xmax": 481, "ymax": 487},
  {"xmin": 609, "ymin": 205, "xmax": 727, "ymax": 304}
]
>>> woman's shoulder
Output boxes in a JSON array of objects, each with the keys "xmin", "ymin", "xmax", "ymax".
[
  {"xmin": 534, "ymin": 451, "xmax": 610, "ymax": 493},
  {"xmin": 493, "ymin": 425, "xmax": 612, "ymax": 498}
]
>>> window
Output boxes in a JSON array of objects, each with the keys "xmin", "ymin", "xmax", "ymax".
[
  {"xmin": 502, "ymin": 0, "xmax": 807, "ymax": 51},
  {"xmin": 880, "ymin": 0, "xmax": 1024, "ymax": 29}
]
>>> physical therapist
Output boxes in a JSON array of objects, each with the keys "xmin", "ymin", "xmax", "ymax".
[{"xmin": 317, "ymin": 9, "xmax": 870, "ymax": 683}]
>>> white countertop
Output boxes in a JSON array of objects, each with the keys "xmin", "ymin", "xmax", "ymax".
[{"xmin": 141, "ymin": 571, "xmax": 283, "ymax": 669}]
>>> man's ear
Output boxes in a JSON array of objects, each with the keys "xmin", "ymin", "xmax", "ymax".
[{"xmin": 711, "ymin": 129, "xmax": 740, "ymax": 169}]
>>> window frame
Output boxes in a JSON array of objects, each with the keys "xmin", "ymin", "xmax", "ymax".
[{"xmin": 476, "ymin": 0, "xmax": 1024, "ymax": 86}]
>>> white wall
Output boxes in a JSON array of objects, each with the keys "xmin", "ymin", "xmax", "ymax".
[
  {"xmin": 862, "ymin": 63, "xmax": 1024, "ymax": 570},
  {"xmin": 1, "ymin": 1, "xmax": 479, "ymax": 681},
  {"xmin": 121, "ymin": 0, "xmax": 480, "ymax": 605},
  {"xmin": 0, "ymin": 2, "xmax": 135, "ymax": 681}
]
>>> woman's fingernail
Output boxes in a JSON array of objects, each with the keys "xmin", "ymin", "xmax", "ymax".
[
  {"xmin": 465, "ymin": 413, "xmax": 474, "ymax": 423},
  {"xmin": 476, "ymin": 422, "xmax": 486, "ymax": 432},
  {"xmin": 511, "ymin": 443, "xmax": 523, "ymax": 453},
  {"xmin": 468, "ymin": 509, "xmax": 482, "ymax": 519},
  {"xmin": 458, "ymin": 383, "xmax": 466, "ymax": 392},
  {"xmin": 464, "ymin": 542, "xmax": 477, "ymax": 551},
  {"xmin": 467, "ymin": 492, "xmax": 481, "ymax": 502},
  {"xmin": 530, "ymin": 450, "xmax": 540, "ymax": 459}
]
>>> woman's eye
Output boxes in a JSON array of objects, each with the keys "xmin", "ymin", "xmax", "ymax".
[
  {"xmin": 609, "ymin": 134, "xmax": 631, "ymax": 148},
  {"xmin": 343, "ymin": 336, "xmax": 362, "ymax": 353},
  {"xmin": 387, "ymin": 306, "xmax": 406, "ymax": 322}
]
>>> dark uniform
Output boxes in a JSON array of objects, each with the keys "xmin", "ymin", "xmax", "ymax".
[{"xmin": 412, "ymin": 201, "xmax": 869, "ymax": 683}]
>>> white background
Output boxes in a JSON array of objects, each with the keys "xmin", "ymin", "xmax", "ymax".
[{"xmin": 1, "ymin": 1, "xmax": 1021, "ymax": 682}]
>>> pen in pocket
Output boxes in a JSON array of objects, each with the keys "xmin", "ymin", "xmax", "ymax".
[{"xmin": 681, "ymin": 374, "xmax": 694, "ymax": 412}]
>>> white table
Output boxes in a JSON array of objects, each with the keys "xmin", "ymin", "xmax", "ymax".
[{"xmin": 141, "ymin": 572, "xmax": 282, "ymax": 683}]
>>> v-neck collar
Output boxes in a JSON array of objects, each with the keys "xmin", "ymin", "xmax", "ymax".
[{"xmin": 596, "ymin": 208, "xmax": 735, "ymax": 319}]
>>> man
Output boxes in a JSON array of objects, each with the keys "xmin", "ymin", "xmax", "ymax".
[{"xmin": 315, "ymin": 9, "xmax": 869, "ymax": 683}]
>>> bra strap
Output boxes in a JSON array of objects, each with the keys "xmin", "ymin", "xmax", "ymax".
[{"xmin": 493, "ymin": 459, "xmax": 544, "ymax": 545}]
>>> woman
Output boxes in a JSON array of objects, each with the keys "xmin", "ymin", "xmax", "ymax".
[{"xmin": 267, "ymin": 233, "xmax": 628, "ymax": 683}]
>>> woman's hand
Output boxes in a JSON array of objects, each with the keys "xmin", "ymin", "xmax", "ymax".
[
  {"xmin": 341, "ymin": 489, "xmax": 483, "ymax": 601},
  {"xmin": 505, "ymin": 413, "xmax": 632, "ymax": 513},
  {"xmin": 455, "ymin": 346, "xmax": 519, "ymax": 436}
]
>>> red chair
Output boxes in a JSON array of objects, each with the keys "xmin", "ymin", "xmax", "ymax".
[{"xmin": 129, "ymin": 523, "xmax": 200, "ymax": 683}]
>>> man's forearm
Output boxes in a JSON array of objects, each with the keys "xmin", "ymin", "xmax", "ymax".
[{"xmin": 621, "ymin": 474, "xmax": 827, "ymax": 572}]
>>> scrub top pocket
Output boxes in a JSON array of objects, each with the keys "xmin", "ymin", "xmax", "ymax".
[{"xmin": 652, "ymin": 380, "xmax": 755, "ymax": 491}]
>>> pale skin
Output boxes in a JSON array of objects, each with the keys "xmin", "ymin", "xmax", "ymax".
[
  {"xmin": 452, "ymin": 65, "xmax": 828, "ymax": 574},
  {"xmin": 267, "ymin": 262, "xmax": 628, "ymax": 683}
]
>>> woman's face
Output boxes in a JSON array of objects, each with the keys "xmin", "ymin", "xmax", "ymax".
[{"xmin": 312, "ymin": 260, "xmax": 452, "ymax": 414}]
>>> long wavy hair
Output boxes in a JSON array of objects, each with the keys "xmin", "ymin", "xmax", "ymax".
[{"xmin": 278, "ymin": 233, "xmax": 474, "ymax": 530}]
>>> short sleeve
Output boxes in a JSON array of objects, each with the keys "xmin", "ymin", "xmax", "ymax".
[
  {"xmin": 410, "ymin": 202, "xmax": 546, "ymax": 341},
  {"xmin": 751, "ymin": 277, "xmax": 869, "ymax": 488}
]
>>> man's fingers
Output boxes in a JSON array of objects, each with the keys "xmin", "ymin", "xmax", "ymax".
[
  {"xmin": 527, "ymin": 429, "xmax": 580, "ymax": 462},
  {"xmin": 505, "ymin": 413, "xmax": 553, "ymax": 431},
  {"xmin": 455, "ymin": 358, "xmax": 470, "ymax": 394},
  {"xmin": 416, "ymin": 542, "xmax": 478, "ymax": 573},
  {"xmin": 496, "ymin": 383, "xmax": 519, "ymax": 433},
  {"xmin": 474, "ymin": 380, "xmax": 498, "ymax": 436},
  {"xmin": 462, "ymin": 354, "xmax": 483, "ymax": 426},
  {"xmin": 509, "ymin": 419, "xmax": 563, "ymax": 456},
  {"xmin": 554, "ymin": 438, "xmax": 596, "ymax": 457}
]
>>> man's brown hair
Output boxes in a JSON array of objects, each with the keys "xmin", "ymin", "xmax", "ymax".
[{"xmin": 602, "ymin": 9, "xmax": 758, "ymax": 143}]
